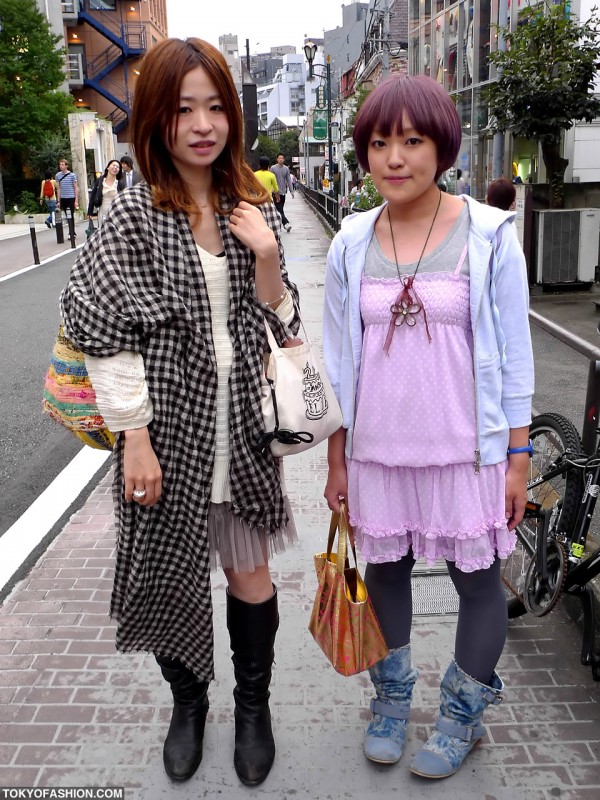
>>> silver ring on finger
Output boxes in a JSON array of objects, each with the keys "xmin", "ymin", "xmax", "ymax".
[{"xmin": 133, "ymin": 489, "xmax": 147, "ymax": 500}]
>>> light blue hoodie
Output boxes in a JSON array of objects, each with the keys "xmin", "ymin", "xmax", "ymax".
[{"xmin": 322, "ymin": 196, "xmax": 534, "ymax": 467}]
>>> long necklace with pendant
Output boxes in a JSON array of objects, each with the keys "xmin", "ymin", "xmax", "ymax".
[{"xmin": 383, "ymin": 191, "xmax": 442, "ymax": 354}]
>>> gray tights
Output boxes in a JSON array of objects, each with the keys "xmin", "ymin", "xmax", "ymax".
[{"xmin": 364, "ymin": 553, "xmax": 507, "ymax": 685}]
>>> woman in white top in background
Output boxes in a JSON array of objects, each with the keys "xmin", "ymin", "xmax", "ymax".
[
  {"xmin": 61, "ymin": 37, "xmax": 300, "ymax": 788},
  {"xmin": 87, "ymin": 159, "xmax": 123, "ymax": 225}
]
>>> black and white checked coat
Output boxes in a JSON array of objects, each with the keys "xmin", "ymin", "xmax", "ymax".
[{"xmin": 60, "ymin": 183, "xmax": 300, "ymax": 680}]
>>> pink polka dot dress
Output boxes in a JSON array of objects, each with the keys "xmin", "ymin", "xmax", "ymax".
[{"xmin": 348, "ymin": 233, "xmax": 515, "ymax": 574}]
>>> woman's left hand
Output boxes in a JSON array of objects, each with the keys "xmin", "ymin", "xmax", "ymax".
[
  {"xmin": 229, "ymin": 201, "xmax": 278, "ymax": 259},
  {"xmin": 505, "ymin": 456, "xmax": 529, "ymax": 531}
]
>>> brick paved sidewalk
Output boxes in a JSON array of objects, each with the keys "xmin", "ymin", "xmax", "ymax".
[{"xmin": 1, "ymin": 196, "xmax": 600, "ymax": 799}]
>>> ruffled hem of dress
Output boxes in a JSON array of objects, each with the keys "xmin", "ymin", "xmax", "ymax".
[
  {"xmin": 349, "ymin": 513, "xmax": 507, "ymax": 541},
  {"xmin": 350, "ymin": 512, "xmax": 515, "ymax": 573},
  {"xmin": 207, "ymin": 495, "xmax": 298, "ymax": 573}
]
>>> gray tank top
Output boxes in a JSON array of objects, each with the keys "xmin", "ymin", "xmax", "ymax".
[{"xmin": 365, "ymin": 202, "xmax": 470, "ymax": 279}]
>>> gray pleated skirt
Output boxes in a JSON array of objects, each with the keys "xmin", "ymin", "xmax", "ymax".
[{"xmin": 207, "ymin": 495, "xmax": 298, "ymax": 573}]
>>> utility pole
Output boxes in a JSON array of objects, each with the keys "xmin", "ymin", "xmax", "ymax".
[
  {"xmin": 327, "ymin": 56, "xmax": 334, "ymax": 197},
  {"xmin": 491, "ymin": 0, "xmax": 508, "ymax": 179},
  {"xmin": 382, "ymin": 0, "xmax": 391, "ymax": 77},
  {"xmin": 242, "ymin": 38, "xmax": 258, "ymax": 165}
]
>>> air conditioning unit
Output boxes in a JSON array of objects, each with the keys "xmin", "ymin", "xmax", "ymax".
[{"xmin": 536, "ymin": 208, "xmax": 600, "ymax": 284}]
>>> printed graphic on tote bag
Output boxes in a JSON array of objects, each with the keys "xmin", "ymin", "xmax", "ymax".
[{"xmin": 302, "ymin": 362, "xmax": 329, "ymax": 420}]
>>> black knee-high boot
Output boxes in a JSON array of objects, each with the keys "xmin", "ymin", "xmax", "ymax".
[
  {"xmin": 226, "ymin": 587, "xmax": 279, "ymax": 786},
  {"xmin": 156, "ymin": 655, "xmax": 209, "ymax": 781}
]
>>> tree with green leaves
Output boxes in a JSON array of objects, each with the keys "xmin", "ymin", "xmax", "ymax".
[
  {"xmin": 254, "ymin": 134, "xmax": 278, "ymax": 167},
  {"xmin": 26, "ymin": 132, "xmax": 72, "ymax": 179},
  {"xmin": 342, "ymin": 86, "xmax": 371, "ymax": 177},
  {"xmin": 276, "ymin": 130, "xmax": 300, "ymax": 165},
  {"xmin": 0, "ymin": 0, "xmax": 74, "ymax": 221},
  {"xmin": 484, "ymin": 2, "xmax": 600, "ymax": 208},
  {"xmin": 254, "ymin": 130, "xmax": 301, "ymax": 171}
]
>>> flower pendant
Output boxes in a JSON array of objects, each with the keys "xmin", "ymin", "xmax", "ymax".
[
  {"xmin": 390, "ymin": 298, "xmax": 422, "ymax": 327},
  {"xmin": 383, "ymin": 278, "xmax": 431, "ymax": 354}
]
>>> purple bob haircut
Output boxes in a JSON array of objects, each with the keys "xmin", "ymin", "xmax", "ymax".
[{"xmin": 353, "ymin": 75, "xmax": 462, "ymax": 181}]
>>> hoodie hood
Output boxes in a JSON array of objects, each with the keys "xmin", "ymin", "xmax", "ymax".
[{"xmin": 338, "ymin": 195, "xmax": 515, "ymax": 249}]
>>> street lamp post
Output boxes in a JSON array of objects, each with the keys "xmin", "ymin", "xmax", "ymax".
[{"xmin": 304, "ymin": 41, "xmax": 335, "ymax": 197}]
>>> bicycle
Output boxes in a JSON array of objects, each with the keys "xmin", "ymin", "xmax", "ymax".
[{"xmin": 502, "ymin": 411, "xmax": 600, "ymax": 681}]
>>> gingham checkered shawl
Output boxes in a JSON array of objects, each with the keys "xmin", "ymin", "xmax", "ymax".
[{"xmin": 60, "ymin": 183, "xmax": 299, "ymax": 679}]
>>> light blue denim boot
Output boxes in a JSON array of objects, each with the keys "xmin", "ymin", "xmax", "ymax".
[
  {"xmin": 409, "ymin": 660, "xmax": 504, "ymax": 779},
  {"xmin": 363, "ymin": 644, "xmax": 418, "ymax": 765}
]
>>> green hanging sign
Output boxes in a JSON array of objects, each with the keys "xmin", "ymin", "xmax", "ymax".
[{"xmin": 313, "ymin": 109, "xmax": 327, "ymax": 140}]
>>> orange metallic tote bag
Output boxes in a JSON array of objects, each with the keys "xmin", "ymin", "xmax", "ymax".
[{"xmin": 308, "ymin": 501, "xmax": 389, "ymax": 676}]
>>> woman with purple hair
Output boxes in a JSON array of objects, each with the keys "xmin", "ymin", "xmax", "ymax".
[{"xmin": 322, "ymin": 75, "xmax": 533, "ymax": 779}]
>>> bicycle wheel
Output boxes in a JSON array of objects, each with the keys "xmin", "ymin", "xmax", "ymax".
[
  {"xmin": 502, "ymin": 412, "xmax": 583, "ymax": 618},
  {"xmin": 523, "ymin": 539, "xmax": 568, "ymax": 616}
]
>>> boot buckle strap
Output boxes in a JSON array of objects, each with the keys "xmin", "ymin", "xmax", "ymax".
[
  {"xmin": 370, "ymin": 698, "xmax": 410, "ymax": 721},
  {"xmin": 435, "ymin": 715, "xmax": 485, "ymax": 742},
  {"xmin": 483, "ymin": 688, "xmax": 503, "ymax": 705}
]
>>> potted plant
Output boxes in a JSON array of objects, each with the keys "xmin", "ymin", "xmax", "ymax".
[{"xmin": 351, "ymin": 174, "xmax": 383, "ymax": 212}]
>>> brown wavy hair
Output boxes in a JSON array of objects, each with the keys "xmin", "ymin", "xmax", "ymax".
[{"xmin": 132, "ymin": 38, "xmax": 268, "ymax": 214}]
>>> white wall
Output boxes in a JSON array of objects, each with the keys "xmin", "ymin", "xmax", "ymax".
[
  {"xmin": 563, "ymin": 0, "xmax": 600, "ymax": 182},
  {"xmin": 570, "ymin": 122, "xmax": 600, "ymax": 182}
]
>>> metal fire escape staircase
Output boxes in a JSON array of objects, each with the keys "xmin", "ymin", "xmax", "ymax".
[{"xmin": 78, "ymin": 1, "xmax": 146, "ymax": 132}]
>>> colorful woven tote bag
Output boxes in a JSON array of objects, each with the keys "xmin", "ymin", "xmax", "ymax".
[
  {"xmin": 42, "ymin": 325, "xmax": 115, "ymax": 451},
  {"xmin": 308, "ymin": 501, "xmax": 389, "ymax": 676}
]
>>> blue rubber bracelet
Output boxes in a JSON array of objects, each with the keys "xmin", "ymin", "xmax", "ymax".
[{"xmin": 507, "ymin": 441, "xmax": 533, "ymax": 456}]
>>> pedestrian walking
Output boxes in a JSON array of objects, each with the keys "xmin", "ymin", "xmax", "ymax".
[
  {"xmin": 39, "ymin": 170, "xmax": 58, "ymax": 228},
  {"xmin": 55, "ymin": 158, "xmax": 79, "ymax": 217},
  {"xmin": 60, "ymin": 36, "xmax": 300, "ymax": 787},
  {"xmin": 349, "ymin": 178, "xmax": 364, "ymax": 209},
  {"xmin": 87, "ymin": 159, "xmax": 123, "ymax": 226},
  {"xmin": 270, "ymin": 153, "xmax": 294, "ymax": 232},
  {"xmin": 322, "ymin": 74, "xmax": 534, "ymax": 779},
  {"xmin": 254, "ymin": 155, "xmax": 280, "ymax": 205},
  {"xmin": 117, "ymin": 154, "xmax": 141, "ymax": 190}
]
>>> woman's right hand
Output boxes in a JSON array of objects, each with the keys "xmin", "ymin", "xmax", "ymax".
[
  {"xmin": 324, "ymin": 427, "xmax": 348, "ymax": 512},
  {"xmin": 324, "ymin": 462, "xmax": 348, "ymax": 513},
  {"xmin": 123, "ymin": 427, "xmax": 162, "ymax": 506}
]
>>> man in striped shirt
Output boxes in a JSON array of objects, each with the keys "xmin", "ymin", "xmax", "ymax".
[{"xmin": 55, "ymin": 159, "xmax": 79, "ymax": 217}]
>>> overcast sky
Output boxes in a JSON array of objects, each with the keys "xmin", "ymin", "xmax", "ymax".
[{"xmin": 166, "ymin": 0, "xmax": 349, "ymax": 56}]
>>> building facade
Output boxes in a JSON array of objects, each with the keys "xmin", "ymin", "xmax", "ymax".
[
  {"xmin": 44, "ymin": 0, "xmax": 168, "ymax": 141},
  {"xmin": 219, "ymin": 33, "xmax": 243, "ymax": 91},
  {"xmin": 257, "ymin": 54, "xmax": 308, "ymax": 130},
  {"xmin": 324, "ymin": 0, "xmax": 370, "ymax": 96},
  {"xmin": 408, "ymin": 0, "xmax": 600, "ymax": 198}
]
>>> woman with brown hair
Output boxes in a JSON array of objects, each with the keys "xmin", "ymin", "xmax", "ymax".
[
  {"xmin": 60, "ymin": 37, "xmax": 300, "ymax": 787},
  {"xmin": 486, "ymin": 177, "xmax": 516, "ymax": 211},
  {"xmin": 86, "ymin": 159, "xmax": 123, "ymax": 225}
]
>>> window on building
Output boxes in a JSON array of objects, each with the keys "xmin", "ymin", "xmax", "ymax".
[
  {"xmin": 459, "ymin": 1, "xmax": 473, "ymax": 89},
  {"xmin": 67, "ymin": 43, "xmax": 87, "ymax": 80},
  {"xmin": 409, "ymin": 0, "xmax": 420, "ymax": 29},
  {"xmin": 90, "ymin": 0, "xmax": 116, "ymax": 9},
  {"xmin": 410, "ymin": 33, "xmax": 420, "ymax": 77},
  {"xmin": 478, "ymin": 0, "xmax": 491, "ymax": 83},
  {"xmin": 422, "ymin": 22, "xmax": 432, "ymax": 77},
  {"xmin": 432, "ymin": 14, "xmax": 444, "ymax": 84},
  {"xmin": 446, "ymin": 8, "xmax": 458, "ymax": 91}
]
